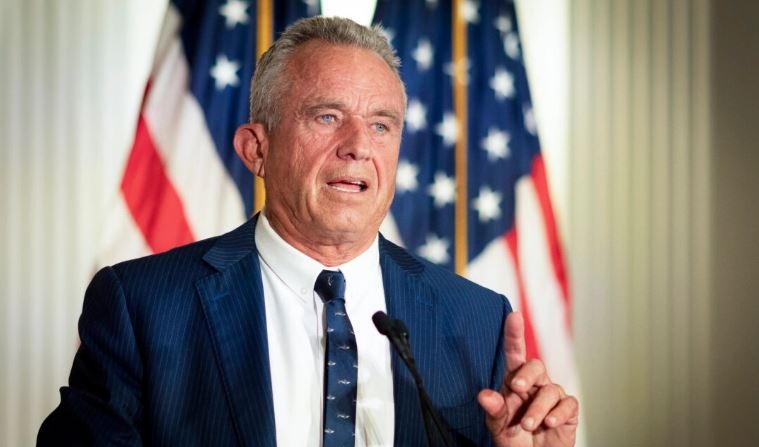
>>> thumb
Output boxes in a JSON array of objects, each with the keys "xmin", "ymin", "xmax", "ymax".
[
  {"xmin": 478, "ymin": 389, "xmax": 506, "ymax": 418},
  {"xmin": 478, "ymin": 389, "xmax": 512, "ymax": 439}
]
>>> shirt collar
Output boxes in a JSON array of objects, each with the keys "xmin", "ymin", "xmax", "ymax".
[{"xmin": 255, "ymin": 212, "xmax": 380, "ymax": 302}]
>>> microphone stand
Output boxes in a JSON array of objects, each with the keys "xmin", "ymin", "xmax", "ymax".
[{"xmin": 373, "ymin": 312, "xmax": 454, "ymax": 447}]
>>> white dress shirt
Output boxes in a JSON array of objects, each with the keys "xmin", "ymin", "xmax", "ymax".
[{"xmin": 255, "ymin": 213, "xmax": 395, "ymax": 446}]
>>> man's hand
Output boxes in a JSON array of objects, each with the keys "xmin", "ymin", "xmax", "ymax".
[{"xmin": 477, "ymin": 312, "xmax": 579, "ymax": 447}]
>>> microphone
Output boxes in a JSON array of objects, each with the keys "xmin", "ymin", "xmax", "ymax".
[
  {"xmin": 372, "ymin": 311, "xmax": 454, "ymax": 447},
  {"xmin": 372, "ymin": 312, "xmax": 415, "ymax": 371},
  {"xmin": 370, "ymin": 310, "xmax": 395, "ymax": 335}
]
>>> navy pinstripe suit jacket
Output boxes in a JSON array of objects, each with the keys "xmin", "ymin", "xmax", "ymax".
[{"xmin": 39, "ymin": 218, "xmax": 510, "ymax": 446}]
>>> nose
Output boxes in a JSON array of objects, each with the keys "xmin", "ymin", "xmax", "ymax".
[{"xmin": 336, "ymin": 117, "xmax": 372, "ymax": 161}]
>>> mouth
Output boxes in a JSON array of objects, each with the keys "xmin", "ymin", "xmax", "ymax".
[{"xmin": 327, "ymin": 178, "xmax": 368, "ymax": 193}]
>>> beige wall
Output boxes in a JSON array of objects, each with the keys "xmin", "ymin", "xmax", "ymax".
[
  {"xmin": 570, "ymin": 0, "xmax": 759, "ymax": 446},
  {"xmin": 570, "ymin": 1, "xmax": 711, "ymax": 445},
  {"xmin": 0, "ymin": 1, "xmax": 167, "ymax": 444},
  {"xmin": 710, "ymin": 1, "xmax": 759, "ymax": 446}
]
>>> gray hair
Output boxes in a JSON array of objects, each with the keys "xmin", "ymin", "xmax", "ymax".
[{"xmin": 249, "ymin": 16, "xmax": 406, "ymax": 130}]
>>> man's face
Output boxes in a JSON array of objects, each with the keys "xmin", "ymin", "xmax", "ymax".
[{"xmin": 262, "ymin": 40, "xmax": 405, "ymax": 252}]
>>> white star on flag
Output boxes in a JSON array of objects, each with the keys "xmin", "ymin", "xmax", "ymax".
[
  {"xmin": 396, "ymin": 159, "xmax": 419, "ymax": 193},
  {"xmin": 435, "ymin": 112, "xmax": 459, "ymax": 147},
  {"xmin": 405, "ymin": 99, "xmax": 428, "ymax": 132},
  {"xmin": 219, "ymin": 0, "xmax": 249, "ymax": 28},
  {"xmin": 428, "ymin": 172, "xmax": 456, "ymax": 208},
  {"xmin": 412, "ymin": 38, "xmax": 434, "ymax": 71},
  {"xmin": 210, "ymin": 54, "xmax": 240, "ymax": 89},
  {"xmin": 472, "ymin": 186, "xmax": 503, "ymax": 222},
  {"xmin": 380, "ymin": 28, "xmax": 395, "ymax": 46},
  {"xmin": 481, "ymin": 128, "xmax": 511, "ymax": 161},
  {"xmin": 459, "ymin": 0, "xmax": 480, "ymax": 24},
  {"xmin": 490, "ymin": 67, "xmax": 515, "ymax": 101},
  {"xmin": 302, "ymin": 0, "xmax": 319, "ymax": 15},
  {"xmin": 503, "ymin": 32, "xmax": 521, "ymax": 59},
  {"xmin": 494, "ymin": 15, "xmax": 512, "ymax": 34},
  {"xmin": 418, "ymin": 234, "xmax": 450, "ymax": 264},
  {"xmin": 523, "ymin": 105, "xmax": 538, "ymax": 135}
]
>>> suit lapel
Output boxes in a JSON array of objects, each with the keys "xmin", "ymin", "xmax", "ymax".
[
  {"xmin": 379, "ymin": 236, "xmax": 440, "ymax": 446},
  {"xmin": 196, "ymin": 218, "xmax": 276, "ymax": 447}
]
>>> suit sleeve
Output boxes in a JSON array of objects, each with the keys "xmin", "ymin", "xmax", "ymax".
[
  {"xmin": 38, "ymin": 266, "xmax": 144, "ymax": 446},
  {"xmin": 489, "ymin": 295, "xmax": 510, "ymax": 391}
]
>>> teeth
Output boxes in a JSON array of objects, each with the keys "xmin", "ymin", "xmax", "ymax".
[
  {"xmin": 329, "ymin": 180, "xmax": 367, "ymax": 191},
  {"xmin": 329, "ymin": 180, "xmax": 368, "ymax": 192},
  {"xmin": 349, "ymin": 181, "xmax": 367, "ymax": 191}
]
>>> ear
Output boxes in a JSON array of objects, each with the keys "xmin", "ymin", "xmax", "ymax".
[{"xmin": 233, "ymin": 123, "xmax": 268, "ymax": 178}]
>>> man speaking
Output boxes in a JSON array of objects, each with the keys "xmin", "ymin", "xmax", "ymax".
[{"xmin": 39, "ymin": 16, "xmax": 578, "ymax": 446}]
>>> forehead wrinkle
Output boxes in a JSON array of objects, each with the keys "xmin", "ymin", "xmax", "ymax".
[
  {"xmin": 286, "ymin": 43, "xmax": 405, "ymax": 118},
  {"xmin": 301, "ymin": 98, "xmax": 347, "ymax": 114}
]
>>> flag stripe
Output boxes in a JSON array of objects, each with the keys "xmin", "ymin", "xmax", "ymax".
[
  {"xmin": 143, "ymin": 24, "xmax": 246, "ymax": 241},
  {"xmin": 465, "ymin": 237, "xmax": 519, "ymax": 300},
  {"xmin": 96, "ymin": 194, "xmax": 153, "ymax": 267},
  {"xmin": 515, "ymin": 174, "xmax": 573, "ymax": 375},
  {"xmin": 504, "ymin": 230, "xmax": 541, "ymax": 361},
  {"xmin": 121, "ymin": 110, "xmax": 195, "ymax": 253},
  {"xmin": 530, "ymin": 154, "xmax": 571, "ymax": 330}
]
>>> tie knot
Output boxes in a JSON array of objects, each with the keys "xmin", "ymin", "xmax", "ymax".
[{"xmin": 315, "ymin": 270, "xmax": 346, "ymax": 303}]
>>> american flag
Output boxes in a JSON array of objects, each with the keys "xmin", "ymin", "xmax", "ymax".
[
  {"xmin": 99, "ymin": 0, "xmax": 583, "ymax": 434},
  {"xmin": 373, "ymin": 0, "xmax": 584, "ymax": 411},
  {"xmin": 96, "ymin": 0, "xmax": 316, "ymax": 265}
]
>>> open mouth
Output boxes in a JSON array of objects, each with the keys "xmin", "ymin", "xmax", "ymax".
[{"xmin": 327, "ymin": 179, "xmax": 368, "ymax": 192}]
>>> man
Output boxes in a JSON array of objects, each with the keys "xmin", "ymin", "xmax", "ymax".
[{"xmin": 39, "ymin": 16, "xmax": 578, "ymax": 446}]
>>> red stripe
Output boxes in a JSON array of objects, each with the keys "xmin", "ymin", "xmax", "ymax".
[
  {"xmin": 530, "ymin": 154, "xmax": 572, "ymax": 331},
  {"xmin": 503, "ymin": 229, "xmax": 541, "ymax": 361},
  {"xmin": 121, "ymin": 111, "xmax": 195, "ymax": 253}
]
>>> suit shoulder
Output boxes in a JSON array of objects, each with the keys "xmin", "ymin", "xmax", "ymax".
[
  {"xmin": 422, "ymin": 258, "xmax": 506, "ymax": 304},
  {"xmin": 379, "ymin": 235, "xmax": 507, "ymax": 306},
  {"xmin": 109, "ymin": 236, "xmax": 219, "ymax": 279},
  {"xmin": 107, "ymin": 218, "xmax": 256, "ymax": 280}
]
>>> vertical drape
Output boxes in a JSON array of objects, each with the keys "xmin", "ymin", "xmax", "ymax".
[
  {"xmin": 569, "ymin": 0, "xmax": 711, "ymax": 445},
  {"xmin": 0, "ymin": 1, "xmax": 168, "ymax": 444}
]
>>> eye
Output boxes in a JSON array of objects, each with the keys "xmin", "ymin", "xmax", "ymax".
[
  {"xmin": 318, "ymin": 114, "xmax": 337, "ymax": 124},
  {"xmin": 373, "ymin": 122, "xmax": 389, "ymax": 133}
]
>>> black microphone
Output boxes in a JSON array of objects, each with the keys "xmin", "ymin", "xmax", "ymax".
[
  {"xmin": 372, "ymin": 312, "xmax": 416, "ymax": 372},
  {"xmin": 372, "ymin": 311, "xmax": 454, "ymax": 447},
  {"xmin": 370, "ymin": 310, "xmax": 395, "ymax": 336}
]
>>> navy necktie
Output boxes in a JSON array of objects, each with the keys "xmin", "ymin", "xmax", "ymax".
[{"xmin": 315, "ymin": 270, "xmax": 357, "ymax": 447}]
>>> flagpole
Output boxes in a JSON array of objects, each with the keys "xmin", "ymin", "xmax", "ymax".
[
  {"xmin": 453, "ymin": 0, "xmax": 468, "ymax": 275},
  {"xmin": 253, "ymin": 0, "xmax": 272, "ymax": 214}
]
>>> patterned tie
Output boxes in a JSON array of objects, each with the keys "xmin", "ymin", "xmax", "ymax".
[{"xmin": 314, "ymin": 270, "xmax": 358, "ymax": 447}]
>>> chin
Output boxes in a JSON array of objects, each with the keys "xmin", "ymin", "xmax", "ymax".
[{"xmin": 322, "ymin": 213, "xmax": 381, "ymax": 237}]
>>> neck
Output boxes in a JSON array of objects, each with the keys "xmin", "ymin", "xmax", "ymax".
[{"xmin": 263, "ymin": 209, "xmax": 376, "ymax": 266}]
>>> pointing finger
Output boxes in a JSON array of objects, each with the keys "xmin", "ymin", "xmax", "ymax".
[{"xmin": 504, "ymin": 311, "xmax": 526, "ymax": 374}]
